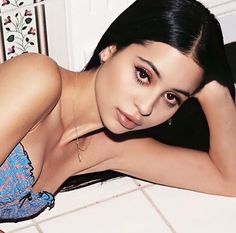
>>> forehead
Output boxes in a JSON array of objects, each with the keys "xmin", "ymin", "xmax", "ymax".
[{"xmin": 125, "ymin": 42, "xmax": 204, "ymax": 93}]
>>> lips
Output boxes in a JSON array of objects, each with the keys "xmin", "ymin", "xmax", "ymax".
[{"xmin": 116, "ymin": 109, "xmax": 141, "ymax": 130}]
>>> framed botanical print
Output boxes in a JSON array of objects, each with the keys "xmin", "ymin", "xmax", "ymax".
[{"xmin": 0, "ymin": 0, "xmax": 48, "ymax": 63}]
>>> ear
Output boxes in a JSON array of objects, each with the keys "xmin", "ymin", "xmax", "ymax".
[{"xmin": 99, "ymin": 45, "xmax": 117, "ymax": 63}]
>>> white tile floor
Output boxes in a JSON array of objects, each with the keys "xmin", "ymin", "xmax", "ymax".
[{"xmin": 1, "ymin": 176, "xmax": 236, "ymax": 233}]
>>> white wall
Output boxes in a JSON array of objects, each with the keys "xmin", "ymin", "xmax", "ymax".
[
  {"xmin": 65, "ymin": 0, "xmax": 236, "ymax": 71},
  {"xmin": 205, "ymin": 0, "xmax": 236, "ymax": 43},
  {"xmin": 65, "ymin": 0, "xmax": 135, "ymax": 70},
  {"xmin": 2, "ymin": 0, "xmax": 234, "ymax": 69}
]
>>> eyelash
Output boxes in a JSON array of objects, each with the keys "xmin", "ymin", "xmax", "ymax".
[
  {"xmin": 134, "ymin": 65, "xmax": 182, "ymax": 108},
  {"xmin": 164, "ymin": 93, "xmax": 182, "ymax": 108},
  {"xmin": 135, "ymin": 66, "xmax": 152, "ymax": 86}
]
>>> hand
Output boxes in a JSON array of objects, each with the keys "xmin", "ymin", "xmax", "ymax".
[{"xmin": 194, "ymin": 80, "xmax": 233, "ymax": 106}]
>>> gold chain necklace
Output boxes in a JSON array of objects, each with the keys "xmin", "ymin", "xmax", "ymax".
[{"xmin": 73, "ymin": 71, "xmax": 82, "ymax": 162}]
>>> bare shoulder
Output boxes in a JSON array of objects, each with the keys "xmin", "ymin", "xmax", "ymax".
[
  {"xmin": 0, "ymin": 53, "xmax": 62, "ymax": 98},
  {"xmin": 1, "ymin": 52, "xmax": 58, "ymax": 69},
  {"xmin": 0, "ymin": 53, "xmax": 63, "ymax": 163}
]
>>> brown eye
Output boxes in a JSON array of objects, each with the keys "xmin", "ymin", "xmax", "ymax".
[
  {"xmin": 139, "ymin": 69, "xmax": 148, "ymax": 79},
  {"xmin": 167, "ymin": 93, "xmax": 176, "ymax": 101},
  {"xmin": 164, "ymin": 92, "xmax": 180, "ymax": 108},
  {"xmin": 135, "ymin": 66, "xmax": 151, "ymax": 85}
]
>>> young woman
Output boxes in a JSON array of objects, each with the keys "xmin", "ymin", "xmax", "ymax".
[{"xmin": 0, "ymin": 0, "xmax": 235, "ymax": 223}]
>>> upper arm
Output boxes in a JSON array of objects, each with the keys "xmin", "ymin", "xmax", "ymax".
[
  {"xmin": 0, "ymin": 53, "xmax": 62, "ymax": 164},
  {"xmin": 113, "ymin": 137, "xmax": 236, "ymax": 196}
]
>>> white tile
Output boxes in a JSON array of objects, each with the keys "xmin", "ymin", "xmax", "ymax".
[
  {"xmin": 0, "ymin": 220, "xmax": 33, "ymax": 232},
  {"xmin": 218, "ymin": 11, "xmax": 236, "ymax": 44},
  {"xmin": 39, "ymin": 190, "xmax": 172, "ymax": 233},
  {"xmin": 35, "ymin": 177, "xmax": 138, "ymax": 221},
  {"xmin": 44, "ymin": 0, "xmax": 69, "ymax": 68},
  {"xmin": 66, "ymin": 0, "xmax": 134, "ymax": 71},
  {"xmin": 145, "ymin": 185, "xmax": 236, "ymax": 233},
  {"xmin": 12, "ymin": 226, "xmax": 38, "ymax": 233},
  {"xmin": 107, "ymin": 0, "xmax": 134, "ymax": 12},
  {"xmin": 132, "ymin": 178, "xmax": 154, "ymax": 188}
]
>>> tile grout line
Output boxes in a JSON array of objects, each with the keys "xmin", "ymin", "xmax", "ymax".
[
  {"xmin": 217, "ymin": 8, "xmax": 236, "ymax": 17},
  {"xmin": 35, "ymin": 187, "xmax": 140, "ymax": 225},
  {"xmin": 9, "ymin": 179, "xmax": 172, "ymax": 232},
  {"xmin": 131, "ymin": 178, "xmax": 155, "ymax": 189},
  {"xmin": 141, "ymin": 188, "xmax": 178, "ymax": 233},
  {"xmin": 6, "ymin": 180, "xmax": 140, "ymax": 232},
  {"xmin": 5, "ymin": 187, "xmax": 140, "ymax": 232},
  {"xmin": 6, "ymin": 220, "xmax": 43, "ymax": 233},
  {"xmin": 132, "ymin": 180, "xmax": 178, "ymax": 233},
  {"xmin": 209, "ymin": 0, "xmax": 236, "ymax": 9},
  {"xmin": 6, "ymin": 221, "xmax": 35, "ymax": 233},
  {"xmin": 32, "ymin": 219, "xmax": 43, "ymax": 233}
]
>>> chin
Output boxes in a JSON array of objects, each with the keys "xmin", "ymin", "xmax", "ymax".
[
  {"xmin": 106, "ymin": 125, "xmax": 127, "ymax": 135},
  {"xmin": 103, "ymin": 120, "xmax": 129, "ymax": 135}
]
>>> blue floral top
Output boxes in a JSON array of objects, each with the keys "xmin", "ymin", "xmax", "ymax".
[{"xmin": 0, "ymin": 143, "xmax": 55, "ymax": 223}]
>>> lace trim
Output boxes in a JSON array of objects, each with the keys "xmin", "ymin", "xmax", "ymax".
[
  {"xmin": 18, "ymin": 142, "xmax": 35, "ymax": 184},
  {"xmin": 18, "ymin": 142, "xmax": 55, "ymax": 206}
]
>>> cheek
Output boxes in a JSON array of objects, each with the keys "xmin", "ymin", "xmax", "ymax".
[
  {"xmin": 95, "ymin": 65, "xmax": 127, "ymax": 118},
  {"xmin": 146, "ymin": 102, "xmax": 179, "ymax": 127},
  {"xmin": 97, "ymin": 62, "xmax": 128, "ymax": 91},
  {"xmin": 95, "ymin": 65, "xmax": 119, "ymax": 100},
  {"xmin": 97, "ymin": 65, "xmax": 137, "ymax": 106}
]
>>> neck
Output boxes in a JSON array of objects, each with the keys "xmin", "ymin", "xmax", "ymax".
[{"xmin": 60, "ymin": 67, "xmax": 103, "ymax": 144}]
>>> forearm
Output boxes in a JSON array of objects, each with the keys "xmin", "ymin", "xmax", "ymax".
[{"xmin": 197, "ymin": 81, "xmax": 236, "ymax": 180}]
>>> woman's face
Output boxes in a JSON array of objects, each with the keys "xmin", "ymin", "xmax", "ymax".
[{"xmin": 95, "ymin": 42, "xmax": 203, "ymax": 134}]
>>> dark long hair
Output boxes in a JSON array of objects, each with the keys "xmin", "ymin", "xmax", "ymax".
[{"xmin": 59, "ymin": 0, "xmax": 235, "ymax": 192}]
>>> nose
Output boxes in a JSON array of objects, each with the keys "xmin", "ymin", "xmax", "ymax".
[{"xmin": 134, "ymin": 93, "xmax": 157, "ymax": 117}]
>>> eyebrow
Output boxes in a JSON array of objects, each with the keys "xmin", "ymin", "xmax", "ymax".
[
  {"xmin": 137, "ymin": 56, "xmax": 161, "ymax": 78},
  {"xmin": 137, "ymin": 56, "xmax": 191, "ymax": 98},
  {"xmin": 173, "ymin": 89, "xmax": 191, "ymax": 98}
]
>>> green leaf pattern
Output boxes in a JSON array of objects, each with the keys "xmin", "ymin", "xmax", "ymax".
[{"xmin": 2, "ymin": 0, "xmax": 37, "ymax": 57}]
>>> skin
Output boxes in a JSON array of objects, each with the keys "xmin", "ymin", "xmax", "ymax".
[
  {"xmin": 0, "ymin": 42, "xmax": 235, "ymax": 198},
  {"xmin": 115, "ymin": 81, "xmax": 236, "ymax": 196},
  {"xmin": 95, "ymin": 43, "xmax": 202, "ymax": 134}
]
